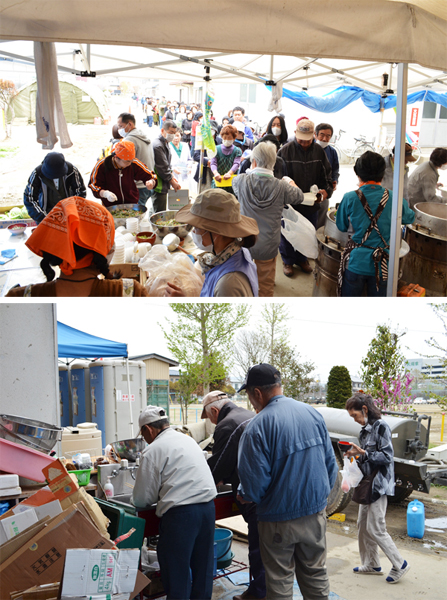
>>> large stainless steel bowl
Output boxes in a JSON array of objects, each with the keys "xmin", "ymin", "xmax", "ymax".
[
  {"xmin": 0, "ymin": 414, "xmax": 62, "ymax": 454},
  {"xmin": 110, "ymin": 438, "xmax": 147, "ymax": 461},
  {"xmin": 150, "ymin": 210, "xmax": 193, "ymax": 239},
  {"xmin": 107, "ymin": 204, "xmax": 146, "ymax": 228}
]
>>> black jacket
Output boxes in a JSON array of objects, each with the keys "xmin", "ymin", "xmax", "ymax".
[
  {"xmin": 24, "ymin": 162, "xmax": 86, "ymax": 223},
  {"xmin": 207, "ymin": 402, "xmax": 254, "ymax": 496},
  {"xmin": 278, "ymin": 139, "xmax": 333, "ymax": 217}
]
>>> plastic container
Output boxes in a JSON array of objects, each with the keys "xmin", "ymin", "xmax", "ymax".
[
  {"xmin": 214, "ymin": 175, "xmax": 235, "ymax": 188},
  {"xmin": 104, "ymin": 476, "xmax": 115, "ymax": 498},
  {"xmin": 95, "ymin": 498, "xmax": 145, "ymax": 549},
  {"xmin": 0, "ymin": 438, "xmax": 56, "ymax": 483},
  {"xmin": 71, "ymin": 468, "xmax": 91, "ymax": 486},
  {"xmin": 407, "ymin": 499, "xmax": 425, "ymax": 539},
  {"xmin": 214, "ymin": 528, "xmax": 233, "ymax": 568}
]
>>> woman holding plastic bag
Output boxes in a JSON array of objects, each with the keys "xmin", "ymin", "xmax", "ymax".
[{"xmin": 343, "ymin": 393, "xmax": 410, "ymax": 584}]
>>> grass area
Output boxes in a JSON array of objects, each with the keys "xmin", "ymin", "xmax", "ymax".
[{"xmin": 0, "ymin": 145, "xmax": 19, "ymax": 159}]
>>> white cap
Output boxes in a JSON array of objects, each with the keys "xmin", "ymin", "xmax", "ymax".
[
  {"xmin": 233, "ymin": 121, "xmax": 246, "ymax": 133},
  {"xmin": 138, "ymin": 405, "xmax": 168, "ymax": 431}
]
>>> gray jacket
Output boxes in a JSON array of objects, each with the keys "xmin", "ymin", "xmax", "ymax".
[
  {"xmin": 152, "ymin": 134, "xmax": 173, "ymax": 194},
  {"xmin": 407, "ymin": 160, "xmax": 440, "ymax": 209},
  {"xmin": 381, "ymin": 154, "xmax": 409, "ymax": 200},
  {"xmin": 125, "ymin": 128, "xmax": 154, "ymax": 188},
  {"xmin": 233, "ymin": 170, "xmax": 303, "ymax": 260}
]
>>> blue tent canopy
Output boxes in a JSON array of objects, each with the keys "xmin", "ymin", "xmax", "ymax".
[
  {"xmin": 274, "ymin": 85, "xmax": 447, "ymax": 114},
  {"xmin": 57, "ymin": 322, "xmax": 128, "ymax": 359}
]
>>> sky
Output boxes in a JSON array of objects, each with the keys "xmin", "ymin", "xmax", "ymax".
[{"xmin": 55, "ymin": 298, "xmax": 446, "ymax": 383}]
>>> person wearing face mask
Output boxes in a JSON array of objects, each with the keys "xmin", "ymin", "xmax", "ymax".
[
  {"xmin": 265, "ymin": 115, "xmax": 288, "ymax": 148},
  {"xmin": 344, "ymin": 393, "xmax": 410, "ymax": 585},
  {"xmin": 278, "ymin": 118, "xmax": 333, "ymax": 276},
  {"xmin": 164, "ymin": 189, "xmax": 260, "ymax": 297},
  {"xmin": 336, "ymin": 151, "xmax": 414, "ymax": 297},
  {"xmin": 116, "ymin": 113, "xmax": 155, "ymax": 209},
  {"xmin": 407, "ymin": 147, "xmax": 447, "ymax": 210},
  {"xmin": 314, "ymin": 123, "xmax": 339, "ymax": 230},
  {"xmin": 209, "ymin": 124, "xmax": 242, "ymax": 195},
  {"xmin": 152, "ymin": 120, "xmax": 182, "ymax": 213},
  {"xmin": 89, "ymin": 141, "xmax": 157, "ymax": 209}
]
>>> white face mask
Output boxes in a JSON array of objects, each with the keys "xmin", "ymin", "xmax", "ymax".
[
  {"xmin": 272, "ymin": 126, "xmax": 281, "ymax": 137},
  {"xmin": 440, "ymin": 164, "xmax": 447, "ymax": 170},
  {"xmin": 316, "ymin": 139, "xmax": 329, "ymax": 148},
  {"xmin": 166, "ymin": 133, "xmax": 175, "ymax": 142},
  {"xmin": 192, "ymin": 231, "xmax": 213, "ymax": 253},
  {"xmin": 118, "ymin": 127, "xmax": 127, "ymax": 138},
  {"xmin": 222, "ymin": 139, "xmax": 233, "ymax": 148}
]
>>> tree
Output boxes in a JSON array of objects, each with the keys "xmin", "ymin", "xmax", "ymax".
[
  {"xmin": 327, "ymin": 366, "xmax": 352, "ymax": 409},
  {"xmin": 360, "ymin": 323, "xmax": 408, "ymax": 398},
  {"xmin": 376, "ymin": 372, "xmax": 414, "ymax": 412},
  {"xmin": 176, "ymin": 363, "xmax": 203, "ymax": 425},
  {"xmin": 0, "ymin": 79, "xmax": 17, "ymax": 139},
  {"xmin": 234, "ymin": 304, "xmax": 315, "ymax": 399},
  {"xmin": 421, "ymin": 303, "xmax": 447, "ymax": 409},
  {"xmin": 161, "ymin": 303, "xmax": 250, "ymax": 397}
]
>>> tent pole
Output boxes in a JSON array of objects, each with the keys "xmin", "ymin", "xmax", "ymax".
[
  {"xmin": 126, "ymin": 353, "xmax": 134, "ymax": 438},
  {"xmin": 387, "ymin": 62, "xmax": 408, "ymax": 297},
  {"xmin": 270, "ymin": 55, "xmax": 274, "ymax": 81}
]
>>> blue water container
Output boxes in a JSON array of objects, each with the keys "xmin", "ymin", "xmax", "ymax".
[{"xmin": 407, "ymin": 499, "xmax": 425, "ymax": 539}]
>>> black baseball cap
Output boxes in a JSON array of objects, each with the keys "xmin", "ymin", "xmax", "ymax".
[{"xmin": 238, "ymin": 364, "xmax": 281, "ymax": 393}]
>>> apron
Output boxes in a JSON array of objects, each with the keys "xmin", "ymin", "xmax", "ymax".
[{"xmin": 337, "ymin": 188, "xmax": 390, "ymax": 296}]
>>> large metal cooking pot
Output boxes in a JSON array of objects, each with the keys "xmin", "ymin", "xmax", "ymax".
[
  {"xmin": 107, "ymin": 204, "xmax": 146, "ymax": 228},
  {"xmin": 324, "ymin": 208, "xmax": 353, "ymax": 247},
  {"xmin": 412, "ymin": 202, "xmax": 447, "ymax": 240}
]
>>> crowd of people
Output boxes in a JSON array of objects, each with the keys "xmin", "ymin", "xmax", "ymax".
[
  {"xmin": 14, "ymin": 98, "xmax": 447, "ymax": 298},
  {"xmin": 131, "ymin": 365, "xmax": 410, "ymax": 600}
]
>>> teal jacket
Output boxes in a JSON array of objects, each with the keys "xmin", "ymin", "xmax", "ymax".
[{"xmin": 336, "ymin": 184, "xmax": 415, "ymax": 276}]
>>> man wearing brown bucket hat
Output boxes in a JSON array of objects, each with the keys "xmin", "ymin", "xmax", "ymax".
[{"xmin": 164, "ymin": 189, "xmax": 260, "ymax": 297}]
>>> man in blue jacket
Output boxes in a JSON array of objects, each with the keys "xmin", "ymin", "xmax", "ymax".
[{"xmin": 237, "ymin": 364, "xmax": 338, "ymax": 600}]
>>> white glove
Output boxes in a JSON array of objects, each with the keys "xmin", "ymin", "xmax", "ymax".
[{"xmin": 100, "ymin": 190, "xmax": 118, "ymax": 203}]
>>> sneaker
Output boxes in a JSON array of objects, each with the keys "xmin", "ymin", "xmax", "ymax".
[
  {"xmin": 386, "ymin": 560, "xmax": 410, "ymax": 584},
  {"xmin": 353, "ymin": 566, "xmax": 382, "ymax": 575}
]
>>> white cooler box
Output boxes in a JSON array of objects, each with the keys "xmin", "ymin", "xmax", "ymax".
[{"xmin": 61, "ymin": 422, "xmax": 103, "ymax": 459}]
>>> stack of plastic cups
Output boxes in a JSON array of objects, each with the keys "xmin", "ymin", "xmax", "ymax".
[
  {"xmin": 111, "ymin": 238, "xmax": 125, "ymax": 264},
  {"xmin": 139, "ymin": 222, "xmax": 153, "ymax": 233},
  {"xmin": 126, "ymin": 218, "xmax": 139, "ymax": 234}
]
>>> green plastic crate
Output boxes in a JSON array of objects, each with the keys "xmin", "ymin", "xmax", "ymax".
[
  {"xmin": 95, "ymin": 498, "xmax": 145, "ymax": 549},
  {"xmin": 71, "ymin": 469, "xmax": 91, "ymax": 486}
]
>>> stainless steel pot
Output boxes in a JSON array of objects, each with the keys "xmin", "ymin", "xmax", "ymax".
[
  {"xmin": 412, "ymin": 202, "xmax": 447, "ymax": 240},
  {"xmin": 324, "ymin": 209, "xmax": 353, "ymax": 248}
]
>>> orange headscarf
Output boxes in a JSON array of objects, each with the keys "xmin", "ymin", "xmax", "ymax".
[
  {"xmin": 113, "ymin": 140, "xmax": 136, "ymax": 161},
  {"xmin": 26, "ymin": 197, "xmax": 115, "ymax": 275}
]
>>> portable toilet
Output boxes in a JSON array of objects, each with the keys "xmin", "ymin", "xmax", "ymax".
[
  {"xmin": 58, "ymin": 365, "xmax": 71, "ymax": 427},
  {"xmin": 88, "ymin": 359, "xmax": 146, "ymax": 446},
  {"xmin": 70, "ymin": 361, "xmax": 91, "ymax": 426}
]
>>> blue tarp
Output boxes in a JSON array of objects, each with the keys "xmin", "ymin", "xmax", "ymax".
[
  {"xmin": 57, "ymin": 321, "xmax": 128, "ymax": 358},
  {"xmin": 276, "ymin": 85, "xmax": 447, "ymax": 114}
]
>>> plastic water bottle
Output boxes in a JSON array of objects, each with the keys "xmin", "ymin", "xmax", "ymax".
[{"xmin": 407, "ymin": 499, "xmax": 425, "ymax": 539}]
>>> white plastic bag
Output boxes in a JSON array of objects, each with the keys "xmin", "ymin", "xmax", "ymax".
[
  {"xmin": 340, "ymin": 456, "xmax": 364, "ymax": 492},
  {"xmin": 281, "ymin": 205, "xmax": 318, "ymax": 259},
  {"xmin": 139, "ymin": 245, "xmax": 204, "ymax": 297}
]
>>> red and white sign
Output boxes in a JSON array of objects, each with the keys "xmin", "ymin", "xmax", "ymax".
[{"xmin": 122, "ymin": 394, "xmax": 135, "ymax": 403}]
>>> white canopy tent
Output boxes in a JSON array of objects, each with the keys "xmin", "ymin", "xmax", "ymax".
[{"xmin": 1, "ymin": 0, "xmax": 446, "ymax": 296}]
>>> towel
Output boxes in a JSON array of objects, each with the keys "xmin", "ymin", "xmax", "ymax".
[{"xmin": 34, "ymin": 41, "xmax": 72, "ymax": 150}]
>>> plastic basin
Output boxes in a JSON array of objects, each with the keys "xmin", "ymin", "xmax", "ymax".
[
  {"xmin": 71, "ymin": 469, "xmax": 91, "ymax": 486},
  {"xmin": 0, "ymin": 438, "xmax": 56, "ymax": 482},
  {"xmin": 214, "ymin": 528, "xmax": 233, "ymax": 561}
]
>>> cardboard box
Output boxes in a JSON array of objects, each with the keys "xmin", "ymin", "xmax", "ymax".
[
  {"xmin": 13, "ymin": 499, "xmax": 62, "ymax": 522},
  {"xmin": 0, "ymin": 516, "xmax": 50, "ymax": 564},
  {"xmin": 0, "ymin": 505, "xmax": 114, "ymax": 598},
  {"xmin": 0, "ymin": 508, "xmax": 39, "ymax": 545},
  {"xmin": 10, "ymin": 582, "xmax": 60, "ymax": 600},
  {"xmin": 42, "ymin": 459, "xmax": 79, "ymax": 501},
  {"xmin": 60, "ymin": 548, "xmax": 140, "ymax": 598},
  {"xmin": 60, "ymin": 488, "xmax": 110, "ymax": 539}
]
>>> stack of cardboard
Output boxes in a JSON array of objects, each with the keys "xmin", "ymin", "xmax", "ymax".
[{"xmin": 0, "ymin": 459, "xmax": 149, "ymax": 600}]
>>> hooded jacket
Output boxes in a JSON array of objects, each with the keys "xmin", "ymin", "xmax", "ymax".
[
  {"xmin": 24, "ymin": 162, "xmax": 86, "ymax": 223},
  {"xmin": 124, "ymin": 128, "xmax": 155, "ymax": 188},
  {"xmin": 233, "ymin": 170, "xmax": 303, "ymax": 260}
]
